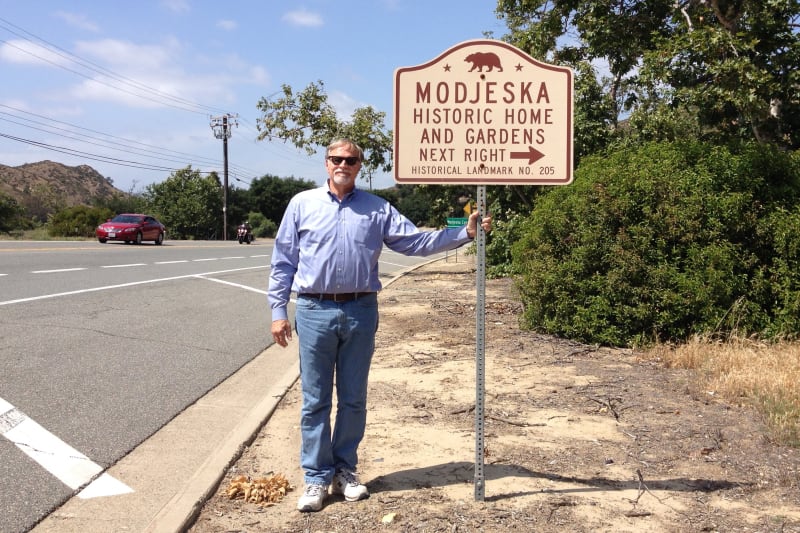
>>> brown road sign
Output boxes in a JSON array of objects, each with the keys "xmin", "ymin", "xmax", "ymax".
[{"xmin": 393, "ymin": 39, "xmax": 574, "ymax": 186}]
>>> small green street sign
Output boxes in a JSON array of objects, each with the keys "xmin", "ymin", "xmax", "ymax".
[{"xmin": 447, "ymin": 217, "xmax": 468, "ymax": 228}]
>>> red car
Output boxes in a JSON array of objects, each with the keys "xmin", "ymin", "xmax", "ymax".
[{"xmin": 96, "ymin": 214, "xmax": 166, "ymax": 245}]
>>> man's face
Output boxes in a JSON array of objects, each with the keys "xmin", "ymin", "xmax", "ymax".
[{"xmin": 326, "ymin": 147, "xmax": 361, "ymax": 189}]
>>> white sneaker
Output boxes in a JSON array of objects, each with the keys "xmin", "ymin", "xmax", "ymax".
[
  {"xmin": 331, "ymin": 469, "xmax": 369, "ymax": 501},
  {"xmin": 297, "ymin": 483, "xmax": 328, "ymax": 512}
]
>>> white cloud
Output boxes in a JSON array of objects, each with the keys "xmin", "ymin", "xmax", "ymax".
[
  {"xmin": 161, "ymin": 0, "xmax": 190, "ymax": 14},
  {"xmin": 282, "ymin": 9, "xmax": 324, "ymax": 28},
  {"xmin": 328, "ymin": 90, "xmax": 364, "ymax": 121},
  {"xmin": 248, "ymin": 65, "xmax": 270, "ymax": 86},
  {"xmin": 53, "ymin": 11, "xmax": 100, "ymax": 33},
  {"xmin": 0, "ymin": 39, "xmax": 71, "ymax": 67},
  {"xmin": 63, "ymin": 38, "xmax": 202, "ymax": 107},
  {"xmin": 217, "ymin": 19, "xmax": 237, "ymax": 31},
  {"xmin": 74, "ymin": 38, "xmax": 178, "ymax": 73}
]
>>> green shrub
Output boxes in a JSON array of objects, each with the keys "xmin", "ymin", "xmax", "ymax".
[
  {"xmin": 760, "ymin": 205, "xmax": 800, "ymax": 337},
  {"xmin": 48, "ymin": 205, "xmax": 114, "ymax": 238},
  {"xmin": 512, "ymin": 141, "xmax": 800, "ymax": 346},
  {"xmin": 486, "ymin": 209, "xmax": 526, "ymax": 278},
  {"xmin": 247, "ymin": 211, "xmax": 277, "ymax": 238},
  {"xmin": 0, "ymin": 192, "xmax": 26, "ymax": 233}
]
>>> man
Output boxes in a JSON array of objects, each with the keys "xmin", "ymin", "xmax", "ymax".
[{"xmin": 268, "ymin": 138, "xmax": 492, "ymax": 512}]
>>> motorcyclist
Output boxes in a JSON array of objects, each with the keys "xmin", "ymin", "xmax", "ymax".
[{"xmin": 238, "ymin": 221, "xmax": 253, "ymax": 243}]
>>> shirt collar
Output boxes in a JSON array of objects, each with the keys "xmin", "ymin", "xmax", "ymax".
[{"xmin": 324, "ymin": 180, "xmax": 358, "ymax": 203}]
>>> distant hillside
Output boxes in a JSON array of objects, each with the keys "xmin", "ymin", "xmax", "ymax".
[{"xmin": 0, "ymin": 161, "xmax": 128, "ymax": 220}]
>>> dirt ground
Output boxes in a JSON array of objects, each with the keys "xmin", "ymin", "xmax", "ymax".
[{"xmin": 189, "ymin": 257, "xmax": 800, "ymax": 533}]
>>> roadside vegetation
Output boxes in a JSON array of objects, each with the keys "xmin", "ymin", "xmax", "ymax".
[
  {"xmin": 2, "ymin": 1, "xmax": 799, "ymax": 443},
  {"xmin": 645, "ymin": 336, "xmax": 800, "ymax": 447}
]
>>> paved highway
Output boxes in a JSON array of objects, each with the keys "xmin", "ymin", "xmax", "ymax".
[{"xmin": 0, "ymin": 239, "xmax": 444, "ymax": 533}]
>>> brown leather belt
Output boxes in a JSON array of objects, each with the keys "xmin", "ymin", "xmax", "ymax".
[{"xmin": 300, "ymin": 292, "xmax": 375, "ymax": 302}]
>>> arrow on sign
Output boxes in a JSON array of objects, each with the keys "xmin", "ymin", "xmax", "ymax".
[{"xmin": 510, "ymin": 146, "xmax": 546, "ymax": 164}]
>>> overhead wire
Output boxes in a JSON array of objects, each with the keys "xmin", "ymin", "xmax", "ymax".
[
  {"xmin": 0, "ymin": 16, "xmax": 228, "ymax": 116},
  {"xmin": 0, "ymin": 16, "xmax": 345, "ymax": 190},
  {"xmin": 0, "ymin": 17, "xmax": 274, "ymax": 185},
  {"xmin": 1, "ymin": 132, "xmax": 183, "ymax": 172},
  {"xmin": 0, "ymin": 104, "xmax": 258, "ymax": 178}
]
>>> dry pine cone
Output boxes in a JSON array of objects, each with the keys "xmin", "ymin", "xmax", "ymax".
[{"xmin": 225, "ymin": 473, "xmax": 293, "ymax": 506}]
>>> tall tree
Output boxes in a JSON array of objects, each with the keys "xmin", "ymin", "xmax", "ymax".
[
  {"xmin": 255, "ymin": 81, "xmax": 393, "ymax": 188},
  {"xmin": 644, "ymin": 0, "xmax": 800, "ymax": 148},
  {"xmin": 0, "ymin": 191, "xmax": 25, "ymax": 233},
  {"xmin": 496, "ymin": 0, "xmax": 800, "ymax": 149},
  {"xmin": 143, "ymin": 167, "xmax": 222, "ymax": 240},
  {"xmin": 497, "ymin": 0, "xmax": 673, "ymax": 123},
  {"xmin": 248, "ymin": 174, "xmax": 316, "ymax": 224}
]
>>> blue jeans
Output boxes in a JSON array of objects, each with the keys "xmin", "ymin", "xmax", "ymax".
[{"xmin": 294, "ymin": 293, "xmax": 379, "ymax": 485}]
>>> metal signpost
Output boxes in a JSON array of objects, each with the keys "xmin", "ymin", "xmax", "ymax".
[
  {"xmin": 393, "ymin": 39, "xmax": 574, "ymax": 501},
  {"xmin": 473, "ymin": 185, "xmax": 487, "ymax": 499}
]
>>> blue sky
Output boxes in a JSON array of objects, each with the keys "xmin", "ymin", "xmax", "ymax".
[{"xmin": 0, "ymin": 1, "xmax": 508, "ymax": 192}]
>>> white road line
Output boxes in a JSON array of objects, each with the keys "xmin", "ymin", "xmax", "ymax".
[
  {"xmin": 195, "ymin": 275, "xmax": 268, "ymax": 295},
  {"xmin": 155, "ymin": 260, "xmax": 189, "ymax": 264},
  {"xmin": 0, "ymin": 265, "xmax": 266, "ymax": 306},
  {"xmin": 378, "ymin": 260, "xmax": 409, "ymax": 267},
  {"xmin": 101, "ymin": 263, "xmax": 147, "ymax": 268},
  {"xmin": 0, "ymin": 397, "xmax": 133, "ymax": 499},
  {"xmin": 250, "ymin": 254, "xmax": 270, "ymax": 258},
  {"xmin": 32, "ymin": 268, "xmax": 88, "ymax": 274},
  {"xmin": 193, "ymin": 258, "xmax": 218, "ymax": 262},
  {"xmin": 221, "ymin": 256, "xmax": 246, "ymax": 260}
]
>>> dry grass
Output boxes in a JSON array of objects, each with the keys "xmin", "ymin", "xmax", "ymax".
[
  {"xmin": 0, "ymin": 228, "xmax": 89, "ymax": 240},
  {"xmin": 644, "ymin": 336, "xmax": 800, "ymax": 446}
]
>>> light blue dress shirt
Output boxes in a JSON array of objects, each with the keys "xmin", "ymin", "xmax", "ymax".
[{"xmin": 268, "ymin": 185, "xmax": 472, "ymax": 321}]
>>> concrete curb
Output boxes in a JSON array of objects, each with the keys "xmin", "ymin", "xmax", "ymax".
[{"xmin": 143, "ymin": 361, "xmax": 299, "ymax": 533}]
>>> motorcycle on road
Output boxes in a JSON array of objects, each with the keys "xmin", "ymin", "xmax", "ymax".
[{"xmin": 237, "ymin": 224, "xmax": 254, "ymax": 244}]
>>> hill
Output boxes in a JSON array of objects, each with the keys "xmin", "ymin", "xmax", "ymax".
[{"xmin": 0, "ymin": 161, "xmax": 127, "ymax": 220}]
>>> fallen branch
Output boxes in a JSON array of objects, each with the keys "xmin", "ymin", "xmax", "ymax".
[
  {"xmin": 486, "ymin": 414, "xmax": 546, "ymax": 427},
  {"xmin": 588, "ymin": 396, "xmax": 625, "ymax": 421},
  {"xmin": 449, "ymin": 404, "xmax": 475, "ymax": 415}
]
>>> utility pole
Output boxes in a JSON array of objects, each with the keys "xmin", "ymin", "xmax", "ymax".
[{"xmin": 210, "ymin": 113, "xmax": 238, "ymax": 240}]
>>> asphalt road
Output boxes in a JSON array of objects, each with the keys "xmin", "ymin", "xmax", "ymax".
[{"xmin": 0, "ymin": 238, "xmax": 445, "ymax": 533}]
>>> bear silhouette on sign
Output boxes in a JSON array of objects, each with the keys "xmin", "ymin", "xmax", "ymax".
[{"xmin": 465, "ymin": 52, "xmax": 503, "ymax": 72}]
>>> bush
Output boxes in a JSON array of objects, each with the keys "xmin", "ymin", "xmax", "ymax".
[
  {"xmin": 0, "ymin": 192, "xmax": 26, "ymax": 233},
  {"xmin": 512, "ymin": 141, "xmax": 800, "ymax": 346},
  {"xmin": 760, "ymin": 205, "xmax": 800, "ymax": 337},
  {"xmin": 486, "ymin": 209, "xmax": 527, "ymax": 278},
  {"xmin": 246, "ymin": 211, "xmax": 277, "ymax": 238},
  {"xmin": 48, "ymin": 205, "xmax": 114, "ymax": 238}
]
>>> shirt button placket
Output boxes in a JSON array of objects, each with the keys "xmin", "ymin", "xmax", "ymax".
[{"xmin": 336, "ymin": 207, "xmax": 345, "ymax": 289}]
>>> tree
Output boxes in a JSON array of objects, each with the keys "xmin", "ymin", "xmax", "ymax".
[
  {"xmin": 255, "ymin": 81, "xmax": 393, "ymax": 187},
  {"xmin": 227, "ymin": 185, "xmax": 255, "ymax": 233},
  {"xmin": 142, "ymin": 167, "xmax": 222, "ymax": 240},
  {"xmin": 497, "ymin": 0, "xmax": 673, "ymax": 123},
  {"xmin": 496, "ymin": 0, "xmax": 800, "ymax": 149},
  {"xmin": 48, "ymin": 205, "xmax": 113, "ymax": 238},
  {"xmin": 248, "ymin": 174, "xmax": 316, "ymax": 225},
  {"xmin": 0, "ymin": 191, "xmax": 25, "ymax": 233},
  {"xmin": 94, "ymin": 192, "xmax": 147, "ymax": 215},
  {"xmin": 643, "ymin": 0, "xmax": 800, "ymax": 148}
]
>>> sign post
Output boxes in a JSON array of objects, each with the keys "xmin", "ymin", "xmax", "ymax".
[
  {"xmin": 473, "ymin": 184, "xmax": 487, "ymax": 500},
  {"xmin": 393, "ymin": 39, "xmax": 574, "ymax": 501}
]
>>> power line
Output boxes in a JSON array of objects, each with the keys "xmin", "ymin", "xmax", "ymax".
[
  {"xmin": 0, "ymin": 132, "xmax": 183, "ymax": 172},
  {"xmin": 0, "ymin": 104, "xmax": 259, "ymax": 177},
  {"xmin": 0, "ymin": 16, "xmax": 229, "ymax": 116},
  {"xmin": 0, "ymin": 18, "xmax": 326, "ymax": 188}
]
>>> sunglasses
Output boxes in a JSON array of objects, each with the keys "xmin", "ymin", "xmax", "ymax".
[{"xmin": 326, "ymin": 155, "xmax": 361, "ymax": 166}]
